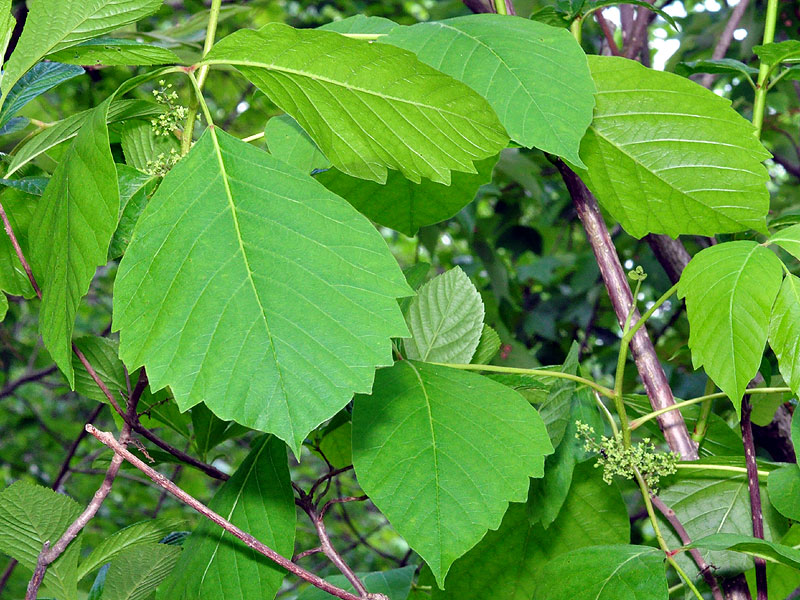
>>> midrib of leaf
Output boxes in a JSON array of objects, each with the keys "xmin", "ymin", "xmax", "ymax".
[
  {"xmin": 716, "ymin": 480, "xmax": 746, "ymax": 535},
  {"xmin": 407, "ymin": 361, "xmax": 443, "ymax": 568},
  {"xmin": 198, "ymin": 436, "xmax": 269, "ymax": 589},
  {"xmin": 206, "ymin": 127, "xmax": 292, "ymax": 426},
  {"xmin": 594, "ymin": 551, "xmax": 647, "ymax": 600},
  {"xmin": 201, "ymin": 58, "xmax": 498, "ymax": 134},
  {"xmin": 420, "ymin": 287, "xmax": 459, "ymax": 362}
]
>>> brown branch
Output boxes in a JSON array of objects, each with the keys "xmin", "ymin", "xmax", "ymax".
[
  {"xmin": 320, "ymin": 496, "xmax": 368, "ymax": 520},
  {"xmin": 741, "ymin": 398, "xmax": 768, "ymax": 600},
  {"xmin": 624, "ymin": 1, "xmax": 656, "ymax": 60},
  {"xmin": 595, "ymin": 10, "xmax": 621, "ymax": 56},
  {"xmin": 311, "ymin": 511, "xmax": 370, "ymax": 598},
  {"xmin": 650, "ymin": 494, "xmax": 723, "ymax": 600},
  {"xmin": 553, "ymin": 160, "xmax": 698, "ymax": 460},
  {"xmin": 699, "ymin": 0, "xmax": 752, "ymax": 89},
  {"xmin": 0, "ymin": 365, "xmax": 58, "ymax": 400},
  {"xmin": 85, "ymin": 424, "xmax": 366, "ymax": 600},
  {"xmin": 293, "ymin": 547, "xmax": 322, "ymax": 562}
]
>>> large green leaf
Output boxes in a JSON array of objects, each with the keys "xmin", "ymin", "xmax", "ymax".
[
  {"xmin": 382, "ymin": 14, "xmax": 594, "ymax": 166},
  {"xmin": 120, "ymin": 120, "xmax": 179, "ymax": 174},
  {"xmin": 0, "ymin": 481, "xmax": 82, "ymax": 600},
  {"xmin": 767, "ymin": 464, "xmax": 800, "ymax": 522},
  {"xmin": 264, "ymin": 114, "xmax": 331, "ymax": 174},
  {"xmin": 108, "ymin": 164, "xmax": 158, "ymax": 260},
  {"xmin": 102, "ymin": 544, "xmax": 181, "ymax": 600},
  {"xmin": 1, "ymin": 0, "xmax": 163, "ymax": 105},
  {"xmin": 157, "ymin": 435, "xmax": 294, "ymax": 600},
  {"xmin": 404, "ymin": 267, "xmax": 484, "ymax": 363},
  {"xmin": 433, "ymin": 461, "xmax": 628, "ymax": 598},
  {"xmin": 6, "ymin": 99, "xmax": 162, "ymax": 178},
  {"xmin": 577, "ymin": 56, "xmax": 770, "ymax": 238},
  {"xmin": 533, "ymin": 545, "xmax": 667, "ymax": 600},
  {"xmin": 297, "ymin": 567, "xmax": 415, "ymax": 600},
  {"xmin": 769, "ymin": 274, "xmax": 800, "ymax": 397},
  {"xmin": 677, "ymin": 241, "xmax": 783, "ymax": 415},
  {"xmin": 768, "ymin": 223, "xmax": 800, "ymax": 262},
  {"xmin": 657, "ymin": 463, "xmax": 786, "ymax": 577},
  {"xmin": 202, "ymin": 23, "xmax": 507, "ymax": 184},
  {"xmin": 114, "ymin": 128, "xmax": 411, "ymax": 452},
  {"xmin": 317, "ymin": 156, "xmax": 496, "ymax": 236},
  {"xmin": 30, "ymin": 97, "xmax": 118, "ymax": 386},
  {"xmin": 0, "ymin": 61, "xmax": 84, "ymax": 128},
  {"xmin": 689, "ymin": 533, "xmax": 800, "ymax": 571},
  {"xmin": 47, "ymin": 38, "xmax": 181, "ymax": 66},
  {"xmin": 0, "ymin": 187, "xmax": 36, "ymax": 297},
  {"xmin": 0, "ymin": 0, "xmax": 14, "ymax": 75},
  {"xmin": 352, "ymin": 361, "xmax": 553, "ymax": 586},
  {"xmin": 318, "ymin": 15, "xmax": 400, "ymax": 34}
]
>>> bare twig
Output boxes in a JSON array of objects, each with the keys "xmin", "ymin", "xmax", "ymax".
[
  {"xmin": 0, "ymin": 365, "xmax": 58, "ymax": 400},
  {"xmin": 650, "ymin": 494, "xmax": 723, "ymax": 600},
  {"xmin": 293, "ymin": 547, "xmax": 322, "ymax": 562},
  {"xmin": 320, "ymin": 496, "xmax": 368, "ymax": 519},
  {"xmin": 624, "ymin": 2, "xmax": 656, "ymax": 59},
  {"xmin": 595, "ymin": 10, "xmax": 621, "ymax": 56},
  {"xmin": 85, "ymin": 424, "xmax": 366, "ymax": 600},
  {"xmin": 553, "ymin": 159, "xmax": 698, "ymax": 460},
  {"xmin": 700, "ymin": 0, "xmax": 752, "ymax": 89},
  {"xmin": 741, "ymin": 398, "xmax": 768, "ymax": 600}
]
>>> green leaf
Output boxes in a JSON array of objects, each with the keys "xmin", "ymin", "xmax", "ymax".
[
  {"xmin": 769, "ymin": 274, "xmax": 800, "ymax": 398},
  {"xmin": 88, "ymin": 564, "xmax": 109, "ymax": 600},
  {"xmin": 120, "ymin": 119, "xmax": 179, "ymax": 174},
  {"xmin": 317, "ymin": 419, "xmax": 352, "ymax": 469},
  {"xmin": 745, "ymin": 526, "xmax": 800, "ymax": 599},
  {"xmin": 108, "ymin": 164, "xmax": 157, "ymax": 260},
  {"xmin": 677, "ymin": 241, "xmax": 783, "ymax": 415},
  {"xmin": 191, "ymin": 403, "xmax": 234, "ymax": 459},
  {"xmin": 297, "ymin": 567, "xmax": 415, "ymax": 600},
  {"xmin": 0, "ymin": 292, "xmax": 7, "ymax": 321},
  {"xmin": 264, "ymin": 114, "xmax": 331, "ymax": 174},
  {"xmin": 157, "ymin": 435, "xmax": 295, "ymax": 600},
  {"xmin": 1, "ymin": 0, "xmax": 163, "ymax": 106},
  {"xmin": 6, "ymin": 99, "xmax": 162, "ymax": 178},
  {"xmin": 352, "ymin": 361, "xmax": 553, "ymax": 585},
  {"xmin": 434, "ymin": 461, "xmax": 628, "ymax": 598},
  {"xmin": 768, "ymin": 223, "xmax": 800, "ymax": 262},
  {"xmin": 71, "ymin": 336, "xmax": 126, "ymax": 404},
  {"xmin": 317, "ymin": 155, "xmax": 496, "ymax": 236},
  {"xmin": 404, "ymin": 267, "xmax": 484, "ymax": 363},
  {"xmin": 532, "ymin": 545, "xmax": 667, "ymax": 600},
  {"xmin": 0, "ymin": 176, "xmax": 49, "ymax": 196},
  {"xmin": 102, "ymin": 544, "xmax": 181, "ymax": 600},
  {"xmin": 755, "ymin": 41, "xmax": 800, "ymax": 68},
  {"xmin": 793, "ymin": 409, "xmax": 800, "ymax": 458},
  {"xmin": 114, "ymin": 129, "xmax": 411, "ymax": 452},
  {"xmin": 203, "ymin": 23, "xmax": 507, "ymax": 184},
  {"xmin": 0, "ymin": 187, "xmax": 37, "ymax": 297},
  {"xmin": 577, "ymin": 56, "xmax": 770, "ymax": 238},
  {"xmin": 31, "ymin": 97, "xmax": 119, "ymax": 386},
  {"xmin": 657, "ymin": 462, "xmax": 786, "ymax": 577},
  {"xmin": 538, "ymin": 341, "xmax": 580, "ymax": 447},
  {"xmin": 471, "ymin": 324, "xmax": 501, "ymax": 364},
  {"xmin": 399, "ymin": 262, "xmax": 430, "ymax": 315},
  {"xmin": 767, "ymin": 464, "xmax": 800, "ymax": 522},
  {"xmin": 318, "ymin": 15, "xmax": 400, "ymax": 34},
  {"xmin": 382, "ymin": 15, "xmax": 594, "ymax": 167},
  {"xmin": 0, "ymin": 0, "xmax": 15, "ymax": 74},
  {"xmin": 47, "ymin": 38, "xmax": 181, "ymax": 66},
  {"xmin": 78, "ymin": 519, "xmax": 182, "ymax": 580},
  {"xmin": 675, "ymin": 58, "xmax": 759, "ymax": 81},
  {"xmin": 0, "ymin": 481, "xmax": 82, "ymax": 600},
  {"xmin": 584, "ymin": 0, "xmax": 679, "ymax": 30},
  {"xmin": 0, "ymin": 61, "xmax": 84, "ymax": 128},
  {"xmin": 688, "ymin": 533, "xmax": 800, "ymax": 571}
]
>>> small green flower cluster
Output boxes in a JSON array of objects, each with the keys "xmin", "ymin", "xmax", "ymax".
[
  {"xmin": 146, "ymin": 148, "xmax": 181, "ymax": 177},
  {"xmin": 151, "ymin": 80, "xmax": 188, "ymax": 137},
  {"xmin": 575, "ymin": 422, "xmax": 678, "ymax": 492}
]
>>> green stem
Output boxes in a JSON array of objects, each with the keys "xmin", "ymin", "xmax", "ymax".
[
  {"xmin": 675, "ymin": 463, "xmax": 771, "ymax": 478},
  {"xmin": 752, "ymin": 0, "xmax": 780, "ymax": 138},
  {"xmin": 691, "ymin": 377, "xmax": 716, "ymax": 444},
  {"xmin": 570, "ymin": 16, "xmax": 582, "ymax": 44},
  {"xmin": 594, "ymin": 393, "xmax": 620, "ymax": 437},
  {"xmin": 493, "ymin": 0, "xmax": 508, "ymax": 16},
  {"xmin": 612, "ymin": 277, "xmax": 642, "ymax": 446},
  {"xmin": 430, "ymin": 363, "xmax": 616, "ymax": 399},
  {"xmin": 341, "ymin": 33, "xmax": 385, "ymax": 40},
  {"xmin": 181, "ymin": 0, "xmax": 223, "ymax": 155},
  {"xmin": 185, "ymin": 71, "xmax": 216, "ymax": 129},
  {"xmin": 629, "ymin": 387, "xmax": 790, "ymax": 430},
  {"xmin": 624, "ymin": 282, "xmax": 679, "ymax": 344},
  {"xmin": 668, "ymin": 556, "xmax": 704, "ymax": 600}
]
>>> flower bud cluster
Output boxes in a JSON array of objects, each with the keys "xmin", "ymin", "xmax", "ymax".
[
  {"xmin": 146, "ymin": 148, "xmax": 181, "ymax": 177},
  {"xmin": 151, "ymin": 80, "xmax": 188, "ymax": 137}
]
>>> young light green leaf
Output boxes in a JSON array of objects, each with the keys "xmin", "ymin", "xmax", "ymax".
[
  {"xmin": 31, "ymin": 97, "xmax": 118, "ymax": 386},
  {"xmin": 47, "ymin": 38, "xmax": 181, "ymax": 66},
  {"xmin": 102, "ymin": 544, "xmax": 181, "ymax": 600},
  {"xmin": 264, "ymin": 114, "xmax": 331, "ymax": 174},
  {"xmin": 0, "ymin": 481, "xmax": 82, "ymax": 600},
  {"xmin": 404, "ymin": 267, "xmax": 484, "ymax": 364},
  {"xmin": 0, "ymin": 0, "xmax": 14, "ymax": 76},
  {"xmin": 318, "ymin": 15, "xmax": 400, "ymax": 34},
  {"xmin": 767, "ymin": 223, "xmax": 800, "ymax": 262},
  {"xmin": 202, "ymin": 23, "xmax": 507, "ymax": 184},
  {"xmin": 157, "ymin": 435, "xmax": 295, "ymax": 600},
  {"xmin": 769, "ymin": 274, "xmax": 800, "ymax": 398},
  {"xmin": 577, "ymin": 56, "xmax": 770, "ymax": 238},
  {"xmin": 0, "ymin": 187, "xmax": 36, "ymax": 297},
  {"xmin": 381, "ymin": 14, "xmax": 594, "ymax": 166},
  {"xmin": 675, "ymin": 58, "xmax": 759, "ymax": 81},
  {"xmin": 120, "ymin": 120, "xmax": 179, "ymax": 175},
  {"xmin": 433, "ymin": 461, "xmax": 628, "ymax": 598},
  {"xmin": 352, "ymin": 361, "xmax": 553, "ymax": 586},
  {"xmin": 532, "ymin": 545, "xmax": 667, "ymax": 600},
  {"xmin": 317, "ymin": 156, "xmax": 496, "ymax": 236},
  {"xmin": 755, "ymin": 41, "xmax": 800, "ymax": 69},
  {"xmin": 689, "ymin": 533, "xmax": 800, "ymax": 571},
  {"xmin": 114, "ymin": 129, "xmax": 411, "ymax": 452},
  {"xmin": 78, "ymin": 519, "xmax": 182, "ymax": 580},
  {"xmin": 108, "ymin": 164, "xmax": 157, "ymax": 260},
  {"xmin": 297, "ymin": 567, "xmax": 415, "ymax": 600},
  {"xmin": 471, "ymin": 324, "xmax": 501, "ymax": 364},
  {"xmin": 0, "ymin": 62, "xmax": 84, "ymax": 128},
  {"xmin": 677, "ymin": 242, "xmax": 783, "ymax": 415},
  {"xmin": 1, "ymin": 0, "xmax": 163, "ymax": 106},
  {"xmin": 6, "ymin": 99, "xmax": 162, "ymax": 178},
  {"xmin": 0, "ymin": 292, "xmax": 7, "ymax": 321},
  {"xmin": 767, "ymin": 465, "xmax": 800, "ymax": 522}
]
